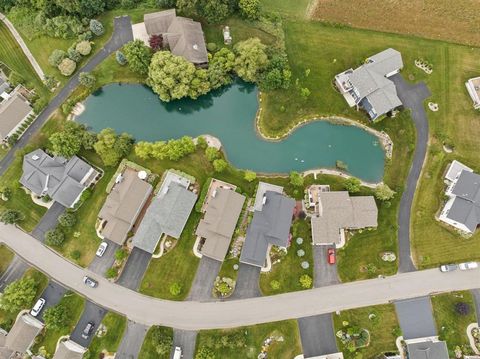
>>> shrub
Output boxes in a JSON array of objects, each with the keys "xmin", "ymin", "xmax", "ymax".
[
  {"xmin": 169, "ymin": 282, "xmax": 182, "ymax": 296},
  {"xmin": 45, "ymin": 227, "xmax": 65, "ymax": 246},
  {"xmin": 43, "ymin": 303, "xmax": 69, "ymax": 330},
  {"xmin": 89, "ymin": 19, "xmax": 104, "ymax": 36},
  {"xmin": 205, "ymin": 147, "xmax": 220, "ymax": 162},
  {"xmin": 213, "ymin": 159, "xmax": 228, "ymax": 172},
  {"xmin": 70, "ymin": 250, "xmax": 81, "ymax": 260},
  {"xmin": 374, "ymin": 184, "xmax": 395, "ymax": 201},
  {"xmin": 67, "ymin": 47, "xmax": 82, "ymax": 62},
  {"xmin": 58, "ymin": 58, "xmax": 76, "ymax": 76},
  {"xmin": 239, "ymin": 0, "xmax": 260, "ymax": 20},
  {"xmin": 115, "ymin": 248, "xmax": 128, "ymax": 261},
  {"xmin": 207, "ymin": 42, "xmax": 217, "ymax": 52},
  {"xmin": 297, "ymin": 249, "xmax": 305, "ymax": 257},
  {"xmin": 48, "ymin": 49, "xmax": 67, "ymax": 67},
  {"xmin": 105, "ymin": 267, "xmax": 118, "ymax": 279},
  {"xmin": 78, "ymin": 31, "xmax": 93, "ymax": 41},
  {"xmin": 79, "ymin": 72, "xmax": 96, "ymax": 88},
  {"xmin": 299, "ymin": 274, "xmax": 312, "ymax": 288},
  {"xmin": 289, "ymin": 171, "xmax": 304, "ymax": 187},
  {"xmin": 454, "ymin": 302, "xmax": 471, "ymax": 316},
  {"xmin": 344, "ymin": 177, "xmax": 361, "ymax": 193},
  {"xmin": 76, "ymin": 41, "xmax": 92, "ymax": 56},
  {"xmin": 244, "ymin": 170, "xmax": 256, "ymax": 182},
  {"xmin": 116, "ymin": 50, "xmax": 127, "ymax": 65},
  {"xmin": 149, "ymin": 34, "xmax": 163, "ymax": 52},
  {"xmin": 0, "ymin": 209, "xmax": 24, "ymax": 224},
  {"xmin": 270, "ymin": 280, "xmax": 280, "ymax": 290},
  {"xmin": 58, "ymin": 212, "xmax": 77, "ymax": 227}
]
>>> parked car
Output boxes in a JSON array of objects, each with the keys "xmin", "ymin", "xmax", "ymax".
[
  {"xmin": 83, "ymin": 276, "xmax": 98, "ymax": 288},
  {"xmin": 96, "ymin": 242, "xmax": 108, "ymax": 257},
  {"xmin": 459, "ymin": 262, "xmax": 478, "ymax": 271},
  {"xmin": 173, "ymin": 346, "xmax": 183, "ymax": 359},
  {"xmin": 81, "ymin": 321, "xmax": 95, "ymax": 339},
  {"xmin": 327, "ymin": 248, "xmax": 336, "ymax": 264},
  {"xmin": 30, "ymin": 298, "xmax": 45, "ymax": 317},
  {"xmin": 439, "ymin": 264, "xmax": 458, "ymax": 272}
]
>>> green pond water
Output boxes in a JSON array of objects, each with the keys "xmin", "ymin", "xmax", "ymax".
[{"xmin": 77, "ymin": 81, "xmax": 385, "ymax": 182}]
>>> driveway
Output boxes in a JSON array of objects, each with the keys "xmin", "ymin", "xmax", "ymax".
[
  {"xmin": 0, "ymin": 255, "xmax": 28, "ymax": 291},
  {"xmin": 37, "ymin": 281, "xmax": 67, "ymax": 321},
  {"xmin": 31, "ymin": 202, "xmax": 65, "ymax": 242},
  {"xmin": 395, "ymin": 296, "xmax": 437, "ymax": 340},
  {"xmin": 172, "ymin": 329, "xmax": 197, "ymax": 359},
  {"xmin": 88, "ymin": 240, "xmax": 120, "ymax": 276},
  {"xmin": 70, "ymin": 300, "xmax": 107, "ymax": 347},
  {"xmin": 0, "ymin": 16, "xmax": 133, "ymax": 177},
  {"xmin": 228, "ymin": 263, "xmax": 261, "ymax": 299},
  {"xmin": 117, "ymin": 247, "xmax": 151, "ymax": 290},
  {"xmin": 298, "ymin": 314, "xmax": 338, "ymax": 357},
  {"xmin": 472, "ymin": 289, "xmax": 480, "ymax": 323},
  {"xmin": 115, "ymin": 320, "xmax": 149, "ymax": 359},
  {"xmin": 390, "ymin": 74, "xmax": 431, "ymax": 273},
  {"xmin": 313, "ymin": 246, "xmax": 339, "ymax": 287},
  {"xmin": 187, "ymin": 256, "xmax": 221, "ymax": 301}
]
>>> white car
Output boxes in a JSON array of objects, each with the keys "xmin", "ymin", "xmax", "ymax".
[
  {"xmin": 96, "ymin": 242, "xmax": 108, "ymax": 257},
  {"xmin": 459, "ymin": 262, "xmax": 478, "ymax": 270},
  {"xmin": 30, "ymin": 298, "xmax": 45, "ymax": 317},
  {"xmin": 173, "ymin": 346, "xmax": 183, "ymax": 359}
]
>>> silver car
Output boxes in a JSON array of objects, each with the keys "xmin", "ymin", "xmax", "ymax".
[
  {"xmin": 439, "ymin": 264, "xmax": 458, "ymax": 272},
  {"xmin": 83, "ymin": 276, "xmax": 98, "ymax": 288},
  {"xmin": 459, "ymin": 262, "xmax": 478, "ymax": 271},
  {"xmin": 96, "ymin": 242, "xmax": 108, "ymax": 257}
]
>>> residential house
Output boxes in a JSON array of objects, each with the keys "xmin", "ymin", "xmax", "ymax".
[
  {"xmin": 20, "ymin": 149, "xmax": 98, "ymax": 208},
  {"xmin": 465, "ymin": 76, "xmax": 480, "ymax": 109},
  {"xmin": 309, "ymin": 188, "xmax": 378, "ymax": 246},
  {"xmin": 132, "ymin": 9, "xmax": 208, "ymax": 66},
  {"xmin": 196, "ymin": 184, "xmax": 246, "ymax": 262},
  {"xmin": 335, "ymin": 48, "xmax": 403, "ymax": 120},
  {"xmin": 439, "ymin": 160, "xmax": 480, "ymax": 234},
  {"xmin": 133, "ymin": 171, "xmax": 197, "ymax": 254},
  {"xmin": 240, "ymin": 190, "xmax": 295, "ymax": 268},
  {"xmin": 0, "ymin": 313, "xmax": 44, "ymax": 358},
  {"xmin": 98, "ymin": 168, "xmax": 153, "ymax": 245},
  {"xmin": 0, "ymin": 86, "xmax": 33, "ymax": 143},
  {"xmin": 0, "ymin": 75, "xmax": 10, "ymax": 99},
  {"xmin": 52, "ymin": 339, "xmax": 86, "ymax": 359},
  {"xmin": 253, "ymin": 181, "xmax": 284, "ymax": 212},
  {"xmin": 405, "ymin": 338, "xmax": 449, "ymax": 359}
]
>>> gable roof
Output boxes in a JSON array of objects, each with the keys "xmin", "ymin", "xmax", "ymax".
[
  {"xmin": 240, "ymin": 191, "xmax": 295, "ymax": 267},
  {"xmin": 52, "ymin": 340, "xmax": 86, "ymax": 359},
  {"xmin": 0, "ymin": 92, "xmax": 32, "ymax": 139},
  {"xmin": 196, "ymin": 188, "xmax": 245, "ymax": 261},
  {"xmin": 406, "ymin": 340, "xmax": 449, "ymax": 359},
  {"xmin": 253, "ymin": 182, "xmax": 284, "ymax": 212},
  {"xmin": 3, "ymin": 314, "xmax": 43, "ymax": 355},
  {"xmin": 447, "ymin": 170, "xmax": 480, "ymax": 232}
]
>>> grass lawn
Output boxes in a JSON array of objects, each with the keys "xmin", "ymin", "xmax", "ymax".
[
  {"xmin": 261, "ymin": 0, "xmax": 313, "ymax": 18},
  {"xmin": 32, "ymin": 292, "xmax": 85, "ymax": 357},
  {"xmin": 86, "ymin": 312, "xmax": 127, "ymax": 358},
  {"xmin": 333, "ymin": 304, "xmax": 400, "ymax": 359},
  {"xmin": 0, "ymin": 245, "xmax": 14, "ymax": 275},
  {"xmin": 259, "ymin": 219, "xmax": 314, "ymax": 295},
  {"xmin": 195, "ymin": 320, "xmax": 302, "ymax": 359},
  {"xmin": 139, "ymin": 326, "xmax": 173, "ymax": 359},
  {"xmin": 431, "ymin": 291, "xmax": 478, "ymax": 357}
]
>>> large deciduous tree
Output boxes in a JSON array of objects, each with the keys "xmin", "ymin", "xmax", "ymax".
[
  {"xmin": 94, "ymin": 128, "xmax": 133, "ymax": 167},
  {"xmin": 207, "ymin": 47, "xmax": 235, "ymax": 89},
  {"xmin": 0, "ymin": 277, "xmax": 37, "ymax": 313},
  {"xmin": 43, "ymin": 302, "xmax": 70, "ymax": 330},
  {"xmin": 234, "ymin": 38, "xmax": 268, "ymax": 82},
  {"xmin": 123, "ymin": 40, "xmax": 152, "ymax": 75}
]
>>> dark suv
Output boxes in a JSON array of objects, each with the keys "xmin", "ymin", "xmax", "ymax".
[{"xmin": 82, "ymin": 321, "xmax": 95, "ymax": 339}]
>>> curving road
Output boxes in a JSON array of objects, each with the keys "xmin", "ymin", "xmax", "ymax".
[{"xmin": 1, "ymin": 223, "xmax": 478, "ymax": 330}]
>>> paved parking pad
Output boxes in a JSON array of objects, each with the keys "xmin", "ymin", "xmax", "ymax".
[
  {"xmin": 88, "ymin": 240, "xmax": 120, "ymax": 276},
  {"xmin": 115, "ymin": 320, "xmax": 148, "ymax": 359},
  {"xmin": 187, "ymin": 256, "xmax": 221, "ymax": 301},
  {"xmin": 228, "ymin": 263, "xmax": 261, "ymax": 299},
  {"xmin": 37, "ymin": 281, "xmax": 67, "ymax": 321},
  {"xmin": 298, "ymin": 314, "xmax": 338, "ymax": 357},
  {"xmin": 395, "ymin": 296, "xmax": 437, "ymax": 340},
  {"xmin": 313, "ymin": 246, "xmax": 339, "ymax": 287},
  {"xmin": 70, "ymin": 300, "xmax": 107, "ymax": 347},
  {"xmin": 117, "ymin": 247, "xmax": 151, "ymax": 290},
  {"xmin": 172, "ymin": 329, "xmax": 197, "ymax": 359},
  {"xmin": 31, "ymin": 202, "xmax": 65, "ymax": 242},
  {"xmin": 0, "ymin": 256, "xmax": 28, "ymax": 291}
]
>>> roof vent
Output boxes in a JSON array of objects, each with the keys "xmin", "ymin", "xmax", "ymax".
[
  {"xmin": 193, "ymin": 44, "xmax": 198, "ymax": 50},
  {"xmin": 32, "ymin": 155, "xmax": 40, "ymax": 161}
]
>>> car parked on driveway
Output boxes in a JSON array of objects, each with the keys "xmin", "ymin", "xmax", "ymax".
[
  {"xmin": 327, "ymin": 248, "xmax": 336, "ymax": 264},
  {"xmin": 440, "ymin": 264, "xmax": 458, "ymax": 272},
  {"xmin": 96, "ymin": 242, "xmax": 108, "ymax": 257},
  {"xmin": 30, "ymin": 298, "xmax": 45, "ymax": 317},
  {"xmin": 83, "ymin": 276, "xmax": 98, "ymax": 288},
  {"xmin": 459, "ymin": 262, "xmax": 478, "ymax": 271},
  {"xmin": 173, "ymin": 346, "xmax": 183, "ymax": 359},
  {"xmin": 82, "ymin": 321, "xmax": 95, "ymax": 339}
]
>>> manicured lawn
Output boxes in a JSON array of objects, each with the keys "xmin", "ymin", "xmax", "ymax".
[
  {"xmin": 86, "ymin": 312, "xmax": 127, "ymax": 358},
  {"xmin": 139, "ymin": 326, "xmax": 173, "ymax": 359},
  {"xmin": 261, "ymin": 0, "xmax": 312, "ymax": 18},
  {"xmin": 32, "ymin": 292, "xmax": 85, "ymax": 357},
  {"xmin": 195, "ymin": 320, "xmax": 302, "ymax": 359},
  {"xmin": 259, "ymin": 219, "xmax": 314, "ymax": 295},
  {"xmin": 333, "ymin": 304, "xmax": 400, "ymax": 359},
  {"xmin": 431, "ymin": 291, "xmax": 478, "ymax": 357},
  {"xmin": 0, "ymin": 245, "xmax": 14, "ymax": 275}
]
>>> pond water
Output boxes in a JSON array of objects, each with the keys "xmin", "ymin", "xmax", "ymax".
[{"xmin": 77, "ymin": 80, "xmax": 385, "ymax": 182}]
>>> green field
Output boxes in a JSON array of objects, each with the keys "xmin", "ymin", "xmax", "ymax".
[{"xmin": 86, "ymin": 312, "xmax": 127, "ymax": 358}]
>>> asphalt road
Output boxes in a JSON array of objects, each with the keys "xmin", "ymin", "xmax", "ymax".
[
  {"xmin": 313, "ymin": 246, "xmax": 339, "ymax": 287},
  {"xmin": 88, "ymin": 239, "xmax": 120, "ymax": 276},
  {"xmin": 0, "ymin": 255, "xmax": 28, "ymax": 291},
  {"xmin": 0, "ymin": 15, "xmax": 133, "ymax": 177},
  {"xmin": 70, "ymin": 300, "xmax": 107, "ymax": 347},
  {"xmin": 2, "ymin": 223, "xmax": 479, "ymax": 330},
  {"xmin": 390, "ymin": 74, "xmax": 431, "ymax": 273},
  {"xmin": 228, "ymin": 263, "xmax": 261, "ymax": 299},
  {"xmin": 395, "ymin": 296, "xmax": 437, "ymax": 340},
  {"xmin": 187, "ymin": 256, "xmax": 221, "ymax": 301},
  {"xmin": 298, "ymin": 314, "xmax": 338, "ymax": 357},
  {"xmin": 31, "ymin": 202, "xmax": 65, "ymax": 242},
  {"xmin": 115, "ymin": 320, "xmax": 149, "ymax": 359},
  {"xmin": 117, "ymin": 247, "xmax": 151, "ymax": 290}
]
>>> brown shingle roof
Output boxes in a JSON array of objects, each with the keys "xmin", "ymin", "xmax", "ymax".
[{"xmin": 4, "ymin": 313, "xmax": 43, "ymax": 355}]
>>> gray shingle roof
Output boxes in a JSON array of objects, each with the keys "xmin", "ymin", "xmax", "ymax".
[
  {"xmin": 0, "ymin": 92, "xmax": 32, "ymax": 139},
  {"xmin": 406, "ymin": 340, "xmax": 449, "ymax": 359},
  {"xmin": 52, "ymin": 339, "xmax": 86, "ymax": 359},
  {"xmin": 447, "ymin": 170, "xmax": 480, "ymax": 232},
  {"xmin": 3, "ymin": 313, "xmax": 43, "ymax": 355},
  {"xmin": 240, "ymin": 191, "xmax": 295, "ymax": 267}
]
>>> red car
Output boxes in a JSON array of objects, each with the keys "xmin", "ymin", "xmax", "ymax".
[{"xmin": 327, "ymin": 248, "xmax": 336, "ymax": 264}]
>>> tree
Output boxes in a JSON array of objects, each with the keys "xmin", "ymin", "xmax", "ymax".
[
  {"xmin": 234, "ymin": 38, "xmax": 268, "ymax": 82},
  {"xmin": 149, "ymin": 34, "xmax": 163, "ymax": 52},
  {"xmin": 48, "ymin": 49, "xmax": 66, "ymax": 67},
  {"xmin": 116, "ymin": 50, "xmax": 127, "ymax": 66},
  {"xmin": 152, "ymin": 326, "xmax": 173, "ymax": 355},
  {"xmin": 79, "ymin": 72, "xmax": 96, "ymax": 88},
  {"xmin": 169, "ymin": 282, "xmax": 182, "ymax": 296},
  {"xmin": 43, "ymin": 303, "xmax": 70, "ymax": 330},
  {"xmin": 135, "ymin": 141, "xmax": 153, "ymax": 160},
  {"xmin": 58, "ymin": 58, "xmax": 76, "ymax": 76},
  {"xmin": 123, "ymin": 40, "xmax": 152, "ymax": 75},
  {"xmin": 299, "ymin": 274, "xmax": 312, "ymax": 288},
  {"xmin": 0, "ymin": 209, "xmax": 24, "ymax": 224},
  {"xmin": 67, "ymin": 47, "xmax": 82, "ymax": 62},
  {"xmin": 0, "ymin": 277, "xmax": 37, "ymax": 312},
  {"xmin": 50, "ymin": 131, "xmax": 82, "ymax": 158},
  {"xmin": 259, "ymin": 52, "xmax": 291, "ymax": 91},
  {"xmin": 89, "ymin": 19, "xmax": 105, "ymax": 36},
  {"xmin": 374, "ymin": 184, "xmax": 395, "ymax": 201},
  {"xmin": 300, "ymin": 87, "xmax": 311, "ymax": 99},
  {"xmin": 244, "ymin": 170, "xmax": 256, "ymax": 182},
  {"xmin": 196, "ymin": 136, "xmax": 208, "ymax": 149},
  {"xmin": 207, "ymin": 47, "xmax": 235, "ymax": 89},
  {"xmin": 213, "ymin": 159, "xmax": 228, "ymax": 172},
  {"xmin": 239, "ymin": 0, "xmax": 260, "ymax": 20},
  {"xmin": 76, "ymin": 41, "xmax": 92, "ymax": 56},
  {"xmin": 45, "ymin": 227, "xmax": 66, "ymax": 246},
  {"xmin": 196, "ymin": 346, "xmax": 216, "ymax": 359},
  {"xmin": 94, "ymin": 128, "xmax": 133, "ymax": 167},
  {"xmin": 344, "ymin": 177, "xmax": 361, "ymax": 193},
  {"xmin": 176, "ymin": 0, "xmax": 234, "ymax": 23},
  {"xmin": 289, "ymin": 171, "xmax": 304, "ymax": 187},
  {"xmin": 205, "ymin": 147, "xmax": 220, "ymax": 162},
  {"xmin": 58, "ymin": 212, "xmax": 77, "ymax": 227},
  {"xmin": 454, "ymin": 302, "xmax": 471, "ymax": 316}
]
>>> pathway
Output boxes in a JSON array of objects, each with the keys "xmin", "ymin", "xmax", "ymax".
[
  {"xmin": 115, "ymin": 320, "xmax": 149, "ymax": 359},
  {"xmin": 228, "ymin": 263, "xmax": 261, "ymax": 299},
  {"xmin": 1, "ymin": 223, "xmax": 478, "ymax": 330},
  {"xmin": 187, "ymin": 256, "xmax": 221, "ymax": 301},
  {"xmin": 0, "ymin": 15, "xmax": 133, "ymax": 177},
  {"xmin": 390, "ymin": 74, "xmax": 431, "ymax": 273},
  {"xmin": 31, "ymin": 202, "xmax": 65, "ymax": 242},
  {"xmin": 313, "ymin": 246, "xmax": 339, "ymax": 288},
  {"xmin": 394, "ymin": 296, "xmax": 437, "ymax": 340},
  {"xmin": 297, "ymin": 314, "xmax": 338, "ymax": 357},
  {"xmin": 0, "ymin": 12, "xmax": 45, "ymax": 80}
]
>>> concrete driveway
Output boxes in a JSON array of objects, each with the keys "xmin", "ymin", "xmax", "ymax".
[
  {"xmin": 115, "ymin": 320, "xmax": 148, "ymax": 359},
  {"xmin": 70, "ymin": 300, "xmax": 107, "ymax": 347},
  {"xmin": 172, "ymin": 329, "xmax": 197, "ymax": 359},
  {"xmin": 313, "ymin": 246, "xmax": 339, "ymax": 287},
  {"xmin": 395, "ymin": 296, "xmax": 437, "ymax": 340},
  {"xmin": 88, "ymin": 240, "xmax": 120, "ymax": 276},
  {"xmin": 228, "ymin": 263, "xmax": 261, "ymax": 299},
  {"xmin": 37, "ymin": 281, "xmax": 67, "ymax": 321},
  {"xmin": 390, "ymin": 74, "xmax": 431, "ymax": 273},
  {"xmin": 298, "ymin": 314, "xmax": 338, "ymax": 357},
  {"xmin": 0, "ymin": 256, "xmax": 28, "ymax": 291},
  {"xmin": 30, "ymin": 202, "xmax": 65, "ymax": 242},
  {"xmin": 117, "ymin": 247, "xmax": 151, "ymax": 290},
  {"xmin": 187, "ymin": 256, "xmax": 221, "ymax": 301}
]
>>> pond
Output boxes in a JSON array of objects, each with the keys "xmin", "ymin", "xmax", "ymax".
[{"xmin": 76, "ymin": 80, "xmax": 385, "ymax": 182}]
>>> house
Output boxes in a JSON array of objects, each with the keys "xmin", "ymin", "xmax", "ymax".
[
  {"xmin": 0, "ymin": 87, "xmax": 33, "ymax": 143},
  {"xmin": 240, "ymin": 191, "xmax": 295, "ymax": 267},
  {"xmin": 0, "ymin": 75, "xmax": 10, "ymax": 99},
  {"xmin": 196, "ymin": 184, "xmax": 246, "ymax": 262},
  {"xmin": 133, "ymin": 171, "xmax": 197, "ymax": 253},
  {"xmin": 0, "ymin": 313, "xmax": 44, "ymax": 358},
  {"xmin": 335, "ymin": 48, "xmax": 403, "ymax": 121},
  {"xmin": 253, "ymin": 181, "xmax": 284, "ymax": 212},
  {"xmin": 132, "ymin": 9, "xmax": 208, "ymax": 66},
  {"xmin": 52, "ymin": 339, "xmax": 86, "ymax": 359},
  {"xmin": 405, "ymin": 338, "xmax": 449, "ymax": 359},
  {"xmin": 97, "ymin": 168, "xmax": 153, "ymax": 245},
  {"xmin": 20, "ymin": 149, "xmax": 98, "ymax": 208},
  {"xmin": 465, "ymin": 76, "xmax": 480, "ymax": 109},
  {"xmin": 439, "ymin": 160, "xmax": 480, "ymax": 234},
  {"xmin": 309, "ymin": 188, "xmax": 378, "ymax": 246}
]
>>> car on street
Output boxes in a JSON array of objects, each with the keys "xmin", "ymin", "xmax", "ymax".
[
  {"xmin": 82, "ymin": 321, "xmax": 95, "ymax": 339},
  {"xmin": 173, "ymin": 346, "xmax": 183, "ymax": 359},
  {"xmin": 83, "ymin": 276, "xmax": 98, "ymax": 288},
  {"xmin": 440, "ymin": 264, "xmax": 458, "ymax": 272},
  {"xmin": 459, "ymin": 262, "xmax": 478, "ymax": 271},
  {"xmin": 30, "ymin": 298, "xmax": 45, "ymax": 317},
  {"xmin": 327, "ymin": 248, "xmax": 336, "ymax": 264},
  {"xmin": 96, "ymin": 242, "xmax": 108, "ymax": 257}
]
